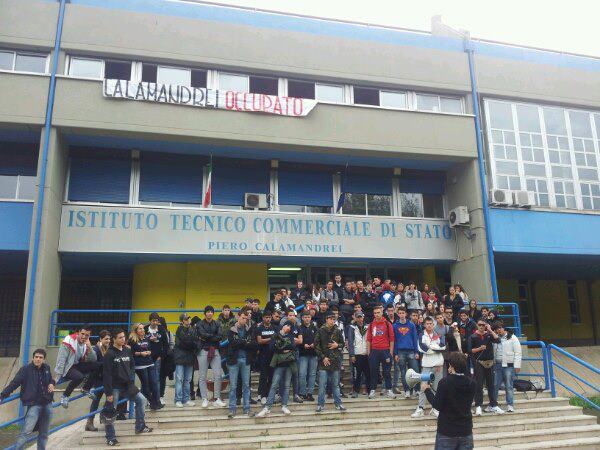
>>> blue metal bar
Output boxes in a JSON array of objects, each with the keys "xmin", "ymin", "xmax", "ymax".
[
  {"xmin": 552, "ymin": 361, "xmax": 600, "ymax": 394},
  {"xmin": 549, "ymin": 344, "xmax": 600, "ymax": 375},
  {"xmin": 464, "ymin": 42, "xmax": 499, "ymax": 303},
  {"xmin": 553, "ymin": 378, "xmax": 600, "ymax": 411},
  {"xmin": 520, "ymin": 340, "xmax": 549, "ymax": 390},
  {"xmin": 547, "ymin": 347, "xmax": 557, "ymax": 397}
]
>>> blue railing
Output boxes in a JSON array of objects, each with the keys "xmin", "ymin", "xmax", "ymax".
[
  {"xmin": 519, "ymin": 340, "xmax": 550, "ymax": 390},
  {"xmin": 547, "ymin": 344, "xmax": 600, "ymax": 411},
  {"xmin": 478, "ymin": 302, "xmax": 522, "ymax": 337}
]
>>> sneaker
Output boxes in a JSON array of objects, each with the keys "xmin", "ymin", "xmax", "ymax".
[
  {"xmin": 386, "ymin": 390, "xmax": 396, "ymax": 399},
  {"xmin": 484, "ymin": 405, "xmax": 494, "ymax": 413},
  {"xmin": 316, "ymin": 405, "xmax": 324, "ymax": 413},
  {"xmin": 160, "ymin": 397, "xmax": 166, "ymax": 405},
  {"xmin": 404, "ymin": 391, "xmax": 410, "ymax": 399},
  {"xmin": 430, "ymin": 408, "xmax": 439, "ymax": 417},
  {"xmin": 351, "ymin": 392, "xmax": 359, "ymax": 398},
  {"xmin": 305, "ymin": 394, "xmax": 315, "ymax": 402},
  {"xmin": 490, "ymin": 406, "xmax": 505, "ymax": 414},
  {"xmin": 392, "ymin": 388, "xmax": 402, "ymax": 395},
  {"xmin": 201, "ymin": 398, "xmax": 209, "ymax": 408},
  {"xmin": 183, "ymin": 401, "xmax": 195, "ymax": 407},
  {"xmin": 250, "ymin": 398, "xmax": 258, "ymax": 405},
  {"xmin": 244, "ymin": 411, "xmax": 256, "ymax": 417},
  {"xmin": 227, "ymin": 412, "xmax": 235, "ymax": 419},
  {"xmin": 60, "ymin": 396, "xmax": 69, "ymax": 409},
  {"xmin": 175, "ymin": 401, "xmax": 183, "ymax": 408},
  {"xmin": 293, "ymin": 395, "xmax": 304, "ymax": 404},
  {"xmin": 411, "ymin": 407, "xmax": 424, "ymax": 418},
  {"xmin": 135, "ymin": 426, "xmax": 153, "ymax": 434},
  {"xmin": 368, "ymin": 390, "xmax": 376, "ymax": 399},
  {"xmin": 256, "ymin": 407, "xmax": 270, "ymax": 418},
  {"xmin": 475, "ymin": 406, "xmax": 482, "ymax": 416},
  {"xmin": 260, "ymin": 397, "xmax": 267, "ymax": 405},
  {"xmin": 507, "ymin": 405, "xmax": 515, "ymax": 412},
  {"xmin": 82, "ymin": 389, "xmax": 96, "ymax": 400},
  {"xmin": 106, "ymin": 439, "xmax": 119, "ymax": 446},
  {"xmin": 335, "ymin": 404, "xmax": 347, "ymax": 412},
  {"xmin": 281, "ymin": 406, "xmax": 292, "ymax": 415},
  {"xmin": 213, "ymin": 398, "xmax": 226, "ymax": 408}
]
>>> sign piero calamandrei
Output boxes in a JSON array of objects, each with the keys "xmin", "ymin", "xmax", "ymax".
[
  {"xmin": 102, "ymin": 79, "xmax": 317, "ymax": 117},
  {"xmin": 59, "ymin": 205, "xmax": 456, "ymax": 261}
]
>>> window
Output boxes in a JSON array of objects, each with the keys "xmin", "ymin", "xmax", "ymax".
[
  {"xmin": 423, "ymin": 194, "xmax": 444, "ymax": 218},
  {"xmin": 517, "ymin": 280, "xmax": 532, "ymax": 325},
  {"xmin": 219, "ymin": 72, "xmax": 249, "ymax": 92},
  {"xmin": 440, "ymin": 97, "xmax": 463, "ymax": 113},
  {"xmin": 157, "ymin": 66, "xmax": 190, "ymax": 86},
  {"xmin": 0, "ymin": 144, "xmax": 38, "ymax": 201},
  {"xmin": 287, "ymin": 80, "xmax": 315, "ymax": 99},
  {"xmin": 315, "ymin": 83, "xmax": 344, "ymax": 103},
  {"xmin": 279, "ymin": 205, "xmax": 331, "ymax": 214},
  {"xmin": 353, "ymin": 87, "xmax": 379, "ymax": 106},
  {"xmin": 69, "ymin": 57, "xmax": 103, "ymax": 78},
  {"xmin": 342, "ymin": 193, "xmax": 391, "ymax": 216},
  {"xmin": 0, "ymin": 50, "xmax": 47, "ymax": 73},
  {"xmin": 567, "ymin": 281, "xmax": 581, "ymax": 324},
  {"xmin": 580, "ymin": 183, "xmax": 600, "ymax": 210},
  {"xmin": 380, "ymin": 91, "xmax": 407, "ymax": 109},
  {"xmin": 416, "ymin": 94, "xmax": 462, "ymax": 113},
  {"xmin": 553, "ymin": 180, "xmax": 576, "ymax": 209},
  {"xmin": 249, "ymin": 76, "xmax": 278, "ymax": 95},
  {"xmin": 569, "ymin": 111, "xmax": 598, "ymax": 182},
  {"xmin": 400, "ymin": 192, "xmax": 424, "ymax": 217},
  {"xmin": 277, "ymin": 164, "xmax": 333, "ymax": 213},
  {"xmin": 104, "ymin": 61, "xmax": 131, "ymax": 80},
  {"xmin": 526, "ymin": 179, "xmax": 549, "ymax": 206}
]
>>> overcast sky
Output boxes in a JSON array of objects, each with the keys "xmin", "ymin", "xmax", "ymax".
[{"xmin": 201, "ymin": 0, "xmax": 600, "ymax": 58}]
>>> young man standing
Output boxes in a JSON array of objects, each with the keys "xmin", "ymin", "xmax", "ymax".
[
  {"xmin": 314, "ymin": 299, "xmax": 329, "ymax": 328},
  {"xmin": 348, "ymin": 312, "xmax": 370, "ymax": 397},
  {"xmin": 367, "ymin": 305, "xmax": 395, "ymax": 399},
  {"xmin": 255, "ymin": 310, "xmax": 275, "ymax": 404},
  {"xmin": 1, "ymin": 349, "xmax": 55, "ymax": 450},
  {"xmin": 173, "ymin": 313, "xmax": 197, "ymax": 407},
  {"xmin": 250, "ymin": 299, "xmax": 263, "ymax": 325},
  {"xmin": 492, "ymin": 321, "xmax": 522, "ymax": 412},
  {"xmin": 458, "ymin": 311, "xmax": 476, "ymax": 355},
  {"xmin": 314, "ymin": 312, "xmax": 346, "ymax": 412},
  {"xmin": 226, "ymin": 307, "xmax": 257, "ymax": 418},
  {"xmin": 392, "ymin": 307, "xmax": 420, "ymax": 398},
  {"xmin": 281, "ymin": 308, "xmax": 304, "ymax": 404},
  {"xmin": 412, "ymin": 317, "xmax": 445, "ymax": 418},
  {"xmin": 54, "ymin": 324, "xmax": 100, "ymax": 408},
  {"xmin": 298, "ymin": 311, "xmax": 318, "ymax": 401},
  {"xmin": 470, "ymin": 320, "xmax": 503, "ymax": 416},
  {"xmin": 103, "ymin": 329, "xmax": 152, "ymax": 446},
  {"xmin": 145, "ymin": 312, "xmax": 169, "ymax": 406},
  {"xmin": 195, "ymin": 305, "xmax": 225, "ymax": 408}
]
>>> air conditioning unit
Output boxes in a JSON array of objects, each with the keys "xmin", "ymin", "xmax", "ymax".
[
  {"xmin": 448, "ymin": 206, "xmax": 470, "ymax": 228},
  {"xmin": 490, "ymin": 188, "xmax": 513, "ymax": 206},
  {"xmin": 244, "ymin": 193, "xmax": 268, "ymax": 210},
  {"xmin": 513, "ymin": 190, "xmax": 536, "ymax": 208}
]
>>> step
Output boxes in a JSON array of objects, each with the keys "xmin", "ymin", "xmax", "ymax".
[
  {"xmin": 478, "ymin": 437, "xmax": 600, "ymax": 449},
  {"xmin": 75, "ymin": 424, "xmax": 600, "ymax": 449},
  {"xmin": 81, "ymin": 412, "xmax": 598, "ymax": 445}
]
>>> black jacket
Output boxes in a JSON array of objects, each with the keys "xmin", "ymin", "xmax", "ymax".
[
  {"xmin": 195, "ymin": 319, "xmax": 222, "ymax": 351},
  {"xmin": 103, "ymin": 346, "xmax": 134, "ymax": 397},
  {"xmin": 425, "ymin": 374, "xmax": 476, "ymax": 437},
  {"xmin": 144, "ymin": 324, "xmax": 169, "ymax": 361},
  {"xmin": 298, "ymin": 322, "xmax": 318, "ymax": 357},
  {"xmin": 173, "ymin": 325, "xmax": 197, "ymax": 366},
  {"xmin": 314, "ymin": 324, "xmax": 344, "ymax": 371},
  {"xmin": 226, "ymin": 323, "xmax": 257, "ymax": 366},
  {"xmin": 469, "ymin": 332, "xmax": 499, "ymax": 361},
  {"xmin": 1, "ymin": 363, "xmax": 55, "ymax": 406}
]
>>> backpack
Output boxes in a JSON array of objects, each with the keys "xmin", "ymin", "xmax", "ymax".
[{"xmin": 513, "ymin": 378, "xmax": 544, "ymax": 399}]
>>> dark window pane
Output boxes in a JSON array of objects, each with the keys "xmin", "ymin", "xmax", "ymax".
[
  {"xmin": 306, "ymin": 206, "xmax": 331, "ymax": 214},
  {"xmin": 400, "ymin": 193, "xmax": 423, "ymax": 217},
  {"xmin": 367, "ymin": 194, "xmax": 391, "ymax": 216},
  {"xmin": 342, "ymin": 193, "xmax": 366, "ymax": 215},
  {"xmin": 104, "ymin": 60, "xmax": 131, "ymax": 80},
  {"xmin": 250, "ymin": 76, "xmax": 278, "ymax": 95},
  {"xmin": 518, "ymin": 285, "xmax": 527, "ymax": 298},
  {"xmin": 353, "ymin": 87, "xmax": 379, "ymax": 106},
  {"xmin": 142, "ymin": 64, "xmax": 157, "ymax": 83},
  {"xmin": 288, "ymin": 80, "xmax": 315, "ymax": 99},
  {"xmin": 191, "ymin": 69, "xmax": 207, "ymax": 88},
  {"xmin": 423, "ymin": 194, "xmax": 444, "ymax": 218}
]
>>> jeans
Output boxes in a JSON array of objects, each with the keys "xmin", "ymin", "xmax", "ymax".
[
  {"xmin": 152, "ymin": 358, "xmax": 161, "ymax": 399},
  {"xmin": 369, "ymin": 349, "xmax": 392, "ymax": 391},
  {"xmin": 135, "ymin": 365, "xmax": 159, "ymax": 407},
  {"xmin": 14, "ymin": 404, "xmax": 52, "ymax": 450},
  {"xmin": 395, "ymin": 350, "xmax": 419, "ymax": 391},
  {"xmin": 63, "ymin": 361, "xmax": 102, "ymax": 397},
  {"xmin": 298, "ymin": 355, "xmax": 317, "ymax": 396},
  {"xmin": 105, "ymin": 388, "xmax": 147, "ymax": 441},
  {"xmin": 318, "ymin": 369, "xmax": 341, "ymax": 407},
  {"xmin": 266, "ymin": 366, "xmax": 292, "ymax": 408},
  {"xmin": 198, "ymin": 349, "xmax": 222, "ymax": 400},
  {"xmin": 174, "ymin": 365, "xmax": 193, "ymax": 404},
  {"xmin": 418, "ymin": 365, "xmax": 442, "ymax": 408},
  {"xmin": 494, "ymin": 362, "xmax": 515, "ymax": 406},
  {"xmin": 473, "ymin": 359, "xmax": 497, "ymax": 407},
  {"xmin": 434, "ymin": 433, "xmax": 474, "ymax": 450},
  {"xmin": 228, "ymin": 360, "xmax": 251, "ymax": 413}
]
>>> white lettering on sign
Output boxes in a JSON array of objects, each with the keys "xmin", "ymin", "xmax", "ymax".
[{"xmin": 102, "ymin": 79, "xmax": 317, "ymax": 117}]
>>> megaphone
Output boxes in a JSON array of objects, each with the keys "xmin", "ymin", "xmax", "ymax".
[{"xmin": 405, "ymin": 368, "xmax": 435, "ymax": 390}]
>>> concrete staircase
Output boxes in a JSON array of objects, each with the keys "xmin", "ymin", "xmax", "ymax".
[{"xmin": 71, "ymin": 390, "xmax": 600, "ymax": 449}]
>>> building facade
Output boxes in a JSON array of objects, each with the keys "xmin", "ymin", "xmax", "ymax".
[{"xmin": 0, "ymin": 0, "xmax": 598, "ymax": 359}]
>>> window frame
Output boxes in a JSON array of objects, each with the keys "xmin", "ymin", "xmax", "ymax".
[
  {"xmin": 566, "ymin": 280, "xmax": 581, "ymax": 324},
  {"xmin": 517, "ymin": 279, "xmax": 533, "ymax": 325},
  {"xmin": 0, "ymin": 49, "xmax": 49, "ymax": 74}
]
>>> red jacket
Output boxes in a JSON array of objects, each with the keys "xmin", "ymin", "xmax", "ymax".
[{"xmin": 367, "ymin": 319, "xmax": 394, "ymax": 350}]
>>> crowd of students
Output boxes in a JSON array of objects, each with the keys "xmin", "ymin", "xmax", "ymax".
[{"xmin": 0, "ymin": 276, "xmax": 523, "ymax": 449}]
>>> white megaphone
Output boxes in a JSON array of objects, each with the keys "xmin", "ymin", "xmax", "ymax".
[{"xmin": 405, "ymin": 368, "xmax": 435, "ymax": 390}]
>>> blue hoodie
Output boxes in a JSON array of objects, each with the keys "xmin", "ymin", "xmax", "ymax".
[{"xmin": 392, "ymin": 319, "xmax": 419, "ymax": 354}]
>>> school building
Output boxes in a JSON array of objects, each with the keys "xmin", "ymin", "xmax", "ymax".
[{"xmin": 0, "ymin": 0, "xmax": 598, "ymax": 359}]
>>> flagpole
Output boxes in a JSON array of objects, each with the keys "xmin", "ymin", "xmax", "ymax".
[{"xmin": 203, "ymin": 153, "xmax": 213, "ymax": 208}]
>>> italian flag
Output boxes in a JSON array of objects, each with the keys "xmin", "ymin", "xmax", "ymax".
[{"xmin": 203, "ymin": 161, "xmax": 212, "ymax": 208}]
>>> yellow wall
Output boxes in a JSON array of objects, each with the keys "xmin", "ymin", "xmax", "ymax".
[
  {"xmin": 497, "ymin": 278, "xmax": 536, "ymax": 339},
  {"xmin": 422, "ymin": 265, "xmax": 437, "ymax": 288},
  {"xmin": 132, "ymin": 261, "xmax": 267, "ymax": 332}
]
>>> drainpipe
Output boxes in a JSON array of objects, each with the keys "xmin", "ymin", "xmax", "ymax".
[
  {"xmin": 464, "ymin": 40, "xmax": 499, "ymax": 302},
  {"xmin": 21, "ymin": 0, "xmax": 68, "ymax": 367}
]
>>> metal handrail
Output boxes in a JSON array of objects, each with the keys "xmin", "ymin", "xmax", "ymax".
[
  {"xmin": 478, "ymin": 302, "xmax": 522, "ymax": 337},
  {"xmin": 519, "ymin": 340, "xmax": 549, "ymax": 390}
]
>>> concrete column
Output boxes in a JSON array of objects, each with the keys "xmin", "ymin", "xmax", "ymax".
[
  {"xmin": 20, "ymin": 127, "xmax": 68, "ymax": 359},
  {"xmin": 447, "ymin": 159, "xmax": 493, "ymax": 301}
]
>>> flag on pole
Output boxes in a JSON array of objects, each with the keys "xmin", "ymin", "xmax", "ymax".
[
  {"xmin": 202, "ymin": 156, "xmax": 212, "ymax": 208},
  {"xmin": 336, "ymin": 163, "xmax": 348, "ymax": 213}
]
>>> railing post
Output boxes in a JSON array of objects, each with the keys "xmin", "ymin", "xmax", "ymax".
[
  {"xmin": 547, "ymin": 346, "xmax": 556, "ymax": 397},
  {"xmin": 539, "ymin": 342, "xmax": 549, "ymax": 391},
  {"xmin": 514, "ymin": 303, "xmax": 522, "ymax": 337}
]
